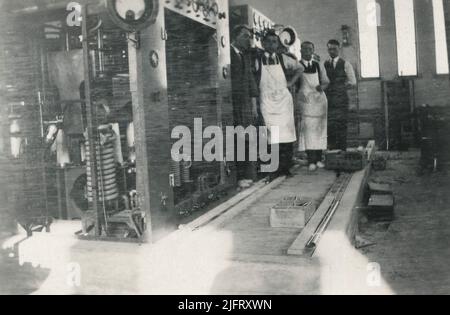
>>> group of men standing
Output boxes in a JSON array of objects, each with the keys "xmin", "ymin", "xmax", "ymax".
[{"xmin": 230, "ymin": 25, "xmax": 356, "ymax": 186}]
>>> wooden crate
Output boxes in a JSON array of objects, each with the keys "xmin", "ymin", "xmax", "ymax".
[
  {"xmin": 367, "ymin": 194, "xmax": 395, "ymax": 221},
  {"xmin": 270, "ymin": 197, "xmax": 315, "ymax": 229},
  {"xmin": 325, "ymin": 150, "xmax": 367, "ymax": 172}
]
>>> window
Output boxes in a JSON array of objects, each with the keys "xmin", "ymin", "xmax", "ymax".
[
  {"xmin": 394, "ymin": 0, "xmax": 417, "ymax": 76},
  {"xmin": 357, "ymin": 0, "xmax": 381, "ymax": 78},
  {"xmin": 432, "ymin": 0, "xmax": 449, "ymax": 74}
]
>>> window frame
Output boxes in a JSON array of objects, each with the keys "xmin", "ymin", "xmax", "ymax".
[
  {"xmin": 393, "ymin": 0, "xmax": 419, "ymax": 77},
  {"xmin": 432, "ymin": 0, "xmax": 450, "ymax": 75},
  {"xmin": 356, "ymin": 0, "xmax": 382, "ymax": 79}
]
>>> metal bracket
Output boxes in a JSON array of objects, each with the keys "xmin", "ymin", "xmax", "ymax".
[
  {"xmin": 161, "ymin": 27, "xmax": 168, "ymax": 41},
  {"xmin": 169, "ymin": 174, "xmax": 176, "ymax": 188},
  {"xmin": 150, "ymin": 50, "xmax": 160, "ymax": 68},
  {"xmin": 220, "ymin": 36, "xmax": 226, "ymax": 48},
  {"xmin": 222, "ymin": 66, "xmax": 229, "ymax": 79},
  {"xmin": 127, "ymin": 32, "xmax": 141, "ymax": 49},
  {"xmin": 160, "ymin": 192, "xmax": 168, "ymax": 208}
]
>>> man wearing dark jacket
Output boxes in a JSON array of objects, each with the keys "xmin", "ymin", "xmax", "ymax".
[
  {"xmin": 230, "ymin": 25, "xmax": 259, "ymax": 186},
  {"xmin": 324, "ymin": 39, "xmax": 357, "ymax": 151}
]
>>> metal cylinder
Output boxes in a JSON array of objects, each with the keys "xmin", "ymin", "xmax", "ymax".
[
  {"xmin": 85, "ymin": 136, "xmax": 119, "ymax": 203},
  {"xmin": 181, "ymin": 159, "xmax": 193, "ymax": 184},
  {"xmin": 170, "ymin": 159, "xmax": 182, "ymax": 187},
  {"xmin": 126, "ymin": 122, "xmax": 136, "ymax": 163},
  {"xmin": 9, "ymin": 117, "xmax": 23, "ymax": 159}
]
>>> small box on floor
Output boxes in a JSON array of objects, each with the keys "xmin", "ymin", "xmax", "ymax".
[
  {"xmin": 325, "ymin": 150, "xmax": 366, "ymax": 172},
  {"xmin": 372, "ymin": 155, "xmax": 387, "ymax": 171},
  {"xmin": 367, "ymin": 194, "xmax": 395, "ymax": 221},
  {"xmin": 270, "ymin": 196, "xmax": 315, "ymax": 228},
  {"xmin": 368, "ymin": 182, "xmax": 393, "ymax": 195}
]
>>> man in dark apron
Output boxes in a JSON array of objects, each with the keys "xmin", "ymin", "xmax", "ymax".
[{"xmin": 324, "ymin": 39, "xmax": 357, "ymax": 151}]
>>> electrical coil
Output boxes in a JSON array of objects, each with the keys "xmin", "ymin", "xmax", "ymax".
[
  {"xmin": 170, "ymin": 159, "xmax": 182, "ymax": 187},
  {"xmin": 181, "ymin": 160, "xmax": 193, "ymax": 184},
  {"xmin": 85, "ymin": 139, "xmax": 119, "ymax": 202}
]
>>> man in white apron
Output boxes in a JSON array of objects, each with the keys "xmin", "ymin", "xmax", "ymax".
[
  {"xmin": 256, "ymin": 30, "xmax": 303, "ymax": 178},
  {"xmin": 297, "ymin": 42, "xmax": 330, "ymax": 172}
]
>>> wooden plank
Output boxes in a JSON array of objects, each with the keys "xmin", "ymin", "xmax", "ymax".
[
  {"xmin": 230, "ymin": 232, "xmax": 299, "ymax": 255},
  {"xmin": 157, "ymin": 176, "xmax": 286, "ymax": 249},
  {"xmin": 366, "ymin": 140, "xmax": 376, "ymax": 161},
  {"xmin": 194, "ymin": 176, "xmax": 286, "ymax": 232},
  {"xmin": 314, "ymin": 165, "xmax": 372, "ymax": 258},
  {"xmin": 227, "ymin": 227, "xmax": 299, "ymax": 235},
  {"xmin": 382, "ymin": 81, "xmax": 390, "ymax": 150},
  {"xmin": 228, "ymin": 253, "xmax": 316, "ymax": 266},
  {"xmin": 180, "ymin": 179, "xmax": 267, "ymax": 231},
  {"xmin": 287, "ymin": 192, "xmax": 336, "ymax": 256}
]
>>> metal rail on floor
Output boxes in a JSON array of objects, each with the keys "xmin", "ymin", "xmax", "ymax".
[{"xmin": 305, "ymin": 173, "xmax": 352, "ymax": 253}]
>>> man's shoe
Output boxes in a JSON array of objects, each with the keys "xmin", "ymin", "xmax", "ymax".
[
  {"xmin": 238, "ymin": 180, "xmax": 252, "ymax": 189},
  {"xmin": 316, "ymin": 161, "xmax": 325, "ymax": 169},
  {"xmin": 266, "ymin": 173, "xmax": 280, "ymax": 183},
  {"xmin": 309, "ymin": 164, "xmax": 317, "ymax": 172},
  {"xmin": 284, "ymin": 171, "xmax": 294, "ymax": 178}
]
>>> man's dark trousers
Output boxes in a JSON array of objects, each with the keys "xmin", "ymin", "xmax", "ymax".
[{"xmin": 325, "ymin": 58, "xmax": 350, "ymax": 151}]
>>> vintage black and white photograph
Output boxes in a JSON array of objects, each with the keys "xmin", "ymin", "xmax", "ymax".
[{"xmin": 1, "ymin": 0, "xmax": 450, "ymax": 297}]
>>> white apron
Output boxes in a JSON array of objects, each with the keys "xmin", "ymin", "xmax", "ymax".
[
  {"xmin": 260, "ymin": 62, "xmax": 297, "ymax": 144},
  {"xmin": 298, "ymin": 71, "xmax": 328, "ymax": 151}
]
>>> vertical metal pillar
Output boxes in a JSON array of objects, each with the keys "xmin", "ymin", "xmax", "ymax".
[
  {"xmin": 127, "ymin": 1, "xmax": 175, "ymax": 242},
  {"xmin": 127, "ymin": 32, "xmax": 153, "ymax": 242},
  {"xmin": 216, "ymin": 0, "xmax": 232, "ymax": 185},
  {"xmin": 82, "ymin": 4, "xmax": 101, "ymax": 236}
]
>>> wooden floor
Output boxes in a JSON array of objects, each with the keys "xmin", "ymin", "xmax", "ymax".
[{"xmin": 220, "ymin": 169, "xmax": 336, "ymax": 257}]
